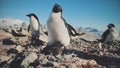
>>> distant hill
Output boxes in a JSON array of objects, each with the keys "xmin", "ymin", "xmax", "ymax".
[
  {"xmin": 76, "ymin": 27, "xmax": 100, "ymax": 41},
  {"xmin": 84, "ymin": 27, "xmax": 103, "ymax": 37},
  {"xmin": 0, "ymin": 18, "xmax": 28, "ymax": 28}
]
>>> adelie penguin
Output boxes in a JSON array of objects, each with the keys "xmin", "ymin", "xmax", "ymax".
[
  {"xmin": 27, "ymin": 13, "xmax": 41, "ymax": 44},
  {"xmin": 101, "ymin": 23, "xmax": 119, "ymax": 43},
  {"xmin": 47, "ymin": 4, "xmax": 79, "ymax": 49}
]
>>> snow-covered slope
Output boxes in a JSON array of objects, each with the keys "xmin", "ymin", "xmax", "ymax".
[
  {"xmin": 84, "ymin": 27, "xmax": 103, "ymax": 37},
  {"xmin": 0, "ymin": 18, "xmax": 26, "ymax": 27},
  {"xmin": 75, "ymin": 28, "xmax": 100, "ymax": 41}
]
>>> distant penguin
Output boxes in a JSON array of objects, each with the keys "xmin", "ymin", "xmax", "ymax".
[
  {"xmin": 27, "ymin": 13, "xmax": 41, "ymax": 44},
  {"xmin": 47, "ymin": 4, "xmax": 79, "ymax": 49},
  {"xmin": 101, "ymin": 23, "xmax": 119, "ymax": 43}
]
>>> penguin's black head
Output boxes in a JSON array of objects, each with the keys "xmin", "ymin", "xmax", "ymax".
[
  {"xmin": 52, "ymin": 3, "xmax": 62, "ymax": 13},
  {"xmin": 26, "ymin": 13, "xmax": 39, "ymax": 23},
  {"xmin": 107, "ymin": 23, "xmax": 115, "ymax": 29},
  {"xmin": 26, "ymin": 13, "xmax": 36, "ymax": 17}
]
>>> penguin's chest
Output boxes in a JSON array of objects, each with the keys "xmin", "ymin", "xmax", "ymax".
[
  {"xmin": 49, "ymin": 20, "xmax": 69, "ymax": 40},
  {"xmin": 106, "ymin": 31, "xmax": 118, "ymax": 41},
  {"xmin": 47, "ymin": 17, "xmax": 70, "ymax": 45},
  {"xmin": 30, "ymin": 19, "xmax": 39, "ymax": 31}
]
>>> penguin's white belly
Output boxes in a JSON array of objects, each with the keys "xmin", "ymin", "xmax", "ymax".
[
  {"xmin": 47, "ymin": 17, "xmax": 70, "ymax": 46},
  {"xmin": 30, "ymin": 18, "xmax": 39, "ymax": 35},
  {"xmin": 31, "ymin": 21, "xmax": 39, "ymax": 31},
  {"xmin": 105, "ymin": 31, "xmax": 119, "ymax": 42}
]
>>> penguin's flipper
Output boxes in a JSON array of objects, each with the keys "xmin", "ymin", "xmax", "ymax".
[
  {"xmin": 28, "ymin": 25, "xmax": 30, "ymax": 32},
  {"xmin": 65, "ymin": 22, "xmax": 79, "ymax": 36},
  {"xmin": 61, "ymin": 17, "xmax": 78, "ymax": 36},
  {"xmin": 65, "ymin": 23, "xmax": 75, "ymax": 36},
  {"xmin": 62, "ymin": 17, "xmax": 79, "ymax": 36},
  {"xmin": 101, "ymin": 29, "xmax": 110, "ymax": 42}
]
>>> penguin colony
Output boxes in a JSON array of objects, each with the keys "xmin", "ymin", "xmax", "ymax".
[{"xmin": 27, "ymin": 4, "xmax": 119, "ymax": 52}]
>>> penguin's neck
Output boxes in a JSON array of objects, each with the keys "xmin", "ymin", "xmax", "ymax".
[
  {"xmin": 50, "ymin": 12, "xmax": 62, "ymax": 19},
  {"xmin": 30, "ymin": 16, "xmax": 39, "ymax": 28},
  {"xmin": 30, "ymin": 16, "xmax": 36, "ymax": 23}
]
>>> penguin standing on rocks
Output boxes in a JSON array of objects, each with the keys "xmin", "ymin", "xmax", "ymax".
[
  {"xmin": 27, "ymin": 13, "xmax": 41, "ymax": 44},
  {"xmin": 47, "ymin": 4, "xmax": 79, "ymax": 49},
  {"xmin": 101, "ymin": 23, "xmax": 119, "ymax": 43}
]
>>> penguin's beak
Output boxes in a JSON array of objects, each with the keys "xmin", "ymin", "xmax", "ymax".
[{"xmin": 26, "ymin": 14, "xmax": 30, "ymax": 17}]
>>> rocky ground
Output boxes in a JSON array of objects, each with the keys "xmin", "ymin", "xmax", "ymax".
[{"xmin": 0, "ymin": 28, "xmax": 120, "ymax": 68}]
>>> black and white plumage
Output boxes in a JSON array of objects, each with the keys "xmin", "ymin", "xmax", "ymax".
[
  {"xmin": 47, "ymin": 4, "xmax": 79, "ymax": 48},
  {"xmin": 27, "ymin": 13, "xmax": 41, "ymax": 44},
  {"xmin": 101, "ymin": 23, "xmax": 119, "ymax": 43}
]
